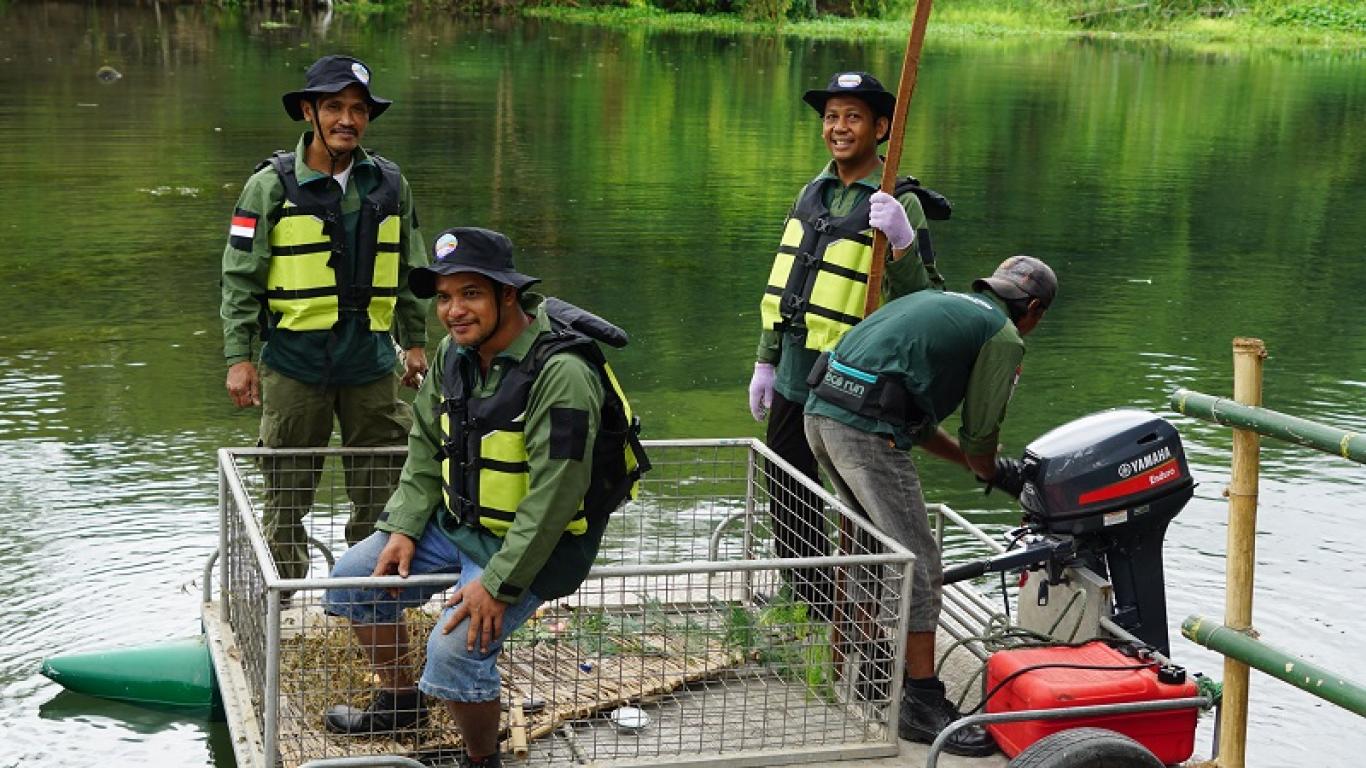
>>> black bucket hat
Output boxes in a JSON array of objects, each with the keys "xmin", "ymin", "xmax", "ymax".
[
  {"xmin": 972, "ymin": 255, "xmax": 1059, "ymax": 308},
  {"xmin": 282, "ymin": 55, "xmax": 392, "ymax": 121},
  {"xmin": 409, "ymin": 227, "xmax": 540, "ymax": 299},
  {"xmin": 803, "ymin": 71, "xmax": 896, "ymax": 142}
]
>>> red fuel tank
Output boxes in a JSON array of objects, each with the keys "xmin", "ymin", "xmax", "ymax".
[{"xmin": 985, "ymin": 641, "xmax": 1199, "ymax": 763}]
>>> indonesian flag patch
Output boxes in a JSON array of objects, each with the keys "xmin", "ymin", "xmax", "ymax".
[{"xmin": 229, "ymin": 208, "xmax": 257, "ymax": 251}]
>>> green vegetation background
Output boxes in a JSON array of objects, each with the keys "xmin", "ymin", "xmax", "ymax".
[{"xmin": 321, "ymin": 0, "xmax": 1366, "ymax": 48}]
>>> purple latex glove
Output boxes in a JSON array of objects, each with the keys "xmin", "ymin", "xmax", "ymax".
[
  {"xmin": 869, "ymin": 190, "xmax": 915, "ymax": 251},
  {"xmin": 748, "ymin": 362, "xmax": 776, "ymax": 421}
]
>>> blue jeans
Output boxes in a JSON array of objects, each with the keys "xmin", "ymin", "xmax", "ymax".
[{"xmin": 323, "ymin": 521, "xmax": 544, "ymax": 702}]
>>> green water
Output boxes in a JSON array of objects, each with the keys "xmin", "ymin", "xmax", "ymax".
[{"xmin": 1, "ymin": 3, "xmax": 1364, "ymax": 766}]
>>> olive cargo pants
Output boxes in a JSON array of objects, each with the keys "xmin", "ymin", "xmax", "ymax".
[{"xmin": 258, "ymin": 364, "xmax": 413, "ymax": 581}]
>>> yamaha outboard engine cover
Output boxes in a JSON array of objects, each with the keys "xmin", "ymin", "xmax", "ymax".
[
  {"xmin": 1018, "ymin": 409, "xmax": 1194, "ymax": 655},
  {"xmin": 1020, "ymin": 409, "xmax": 1194, "ymax": 535}
]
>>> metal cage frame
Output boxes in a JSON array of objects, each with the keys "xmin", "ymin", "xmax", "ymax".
[{"xmin": 205, "ymin": 439, "xmax": 917, "ymax": 768}]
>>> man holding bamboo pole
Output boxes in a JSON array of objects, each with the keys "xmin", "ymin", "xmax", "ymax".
[{"xmin": 748, "ymin": 71, "xmax": 949, "ymax": 618}]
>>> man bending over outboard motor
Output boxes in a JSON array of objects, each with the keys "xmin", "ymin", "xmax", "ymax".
[{"xmin": 803, "ymin": 255, "xmax": 1058, "ymax": 757}]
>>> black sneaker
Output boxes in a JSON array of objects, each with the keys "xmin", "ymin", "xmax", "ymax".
[
  {"xmin": 324, "ymin": 689, "xmax": 428, "ymax": 734},
  {"xmin": 898, "ymin": 683, "xmax": 996, "ymax": 757},
  {"xmin": 460, "ymin": 753, "xmax": 503, "ymax": 768}
]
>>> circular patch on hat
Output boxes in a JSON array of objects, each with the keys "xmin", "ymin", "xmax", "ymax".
[
  {"xmin": 435, "ymin": 233, "xmax": 458, "ymax": 260},
  {"xmin": 351, "ymin": 61, "xmax": 371, "ymax": 84},
  {"xmin": 837, "ymin": 73, "xmax": 863, "ymax": 88}
]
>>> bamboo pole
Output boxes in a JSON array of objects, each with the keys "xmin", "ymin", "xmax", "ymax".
[
  {"xmin": 1219, "ymin": 337, "xmax": 1266, "ymax": 768},
  {"xmin": 862, "ymin": 0, "xmax": 934, "ymax": 318},
  {"xmin": 509, "ymin": 702, "xmax": 528, "ymax": 759},
  {"xmin": 1170, "ymin": 388, "xmax": 1366, "ymax": 464},
  {"xmin": 1183, "ymin": 615, "xmax": 1366, "ymax": 717}
]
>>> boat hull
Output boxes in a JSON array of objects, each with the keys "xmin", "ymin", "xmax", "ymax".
[{"xmin": 40, "ymin": 635, "xmax": 221, "ymax": 714}]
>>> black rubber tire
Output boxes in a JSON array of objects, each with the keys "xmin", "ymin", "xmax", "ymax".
[{"xmin": 1007, "ymin": 727, "xmax": 1165, "ymax": 768}]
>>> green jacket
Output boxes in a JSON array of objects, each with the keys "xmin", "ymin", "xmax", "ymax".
[
  {"xmin": 757, "ymin": 160, "xmax": 944, "ymax": 403},
  {"xmin": 805, "ymin": 290, "xmax": 1025, "ymax": 453},
  {"xmin": 378, "ymin": 294, "xmax": 607, "ymax": 603},
  {"xmin": 220, "ymin": 132, "xmax": 429, "ymax": 386}
]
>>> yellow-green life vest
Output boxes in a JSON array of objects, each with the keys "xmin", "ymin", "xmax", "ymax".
[
  {"xmin": 263, "ymin": 151, "xmax": 403, "ymax": 333},
  {"xmin": 438, "ymin": 313, "xmax": 648, "ymax": 539},
  {"xmin": 759, "ymin": 176, "xmax": 948, "ymax": 352}
]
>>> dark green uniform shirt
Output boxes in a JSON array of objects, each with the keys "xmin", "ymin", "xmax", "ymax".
[
  {"xmin": 378, "ymin": 294, "xmax": 607, "ymax": 602},
  {"xmin": 805, "ymin": 290, "xmax": 1025, "ymax": 453},
  {"xmin": 757, "ymin": 160, "xmax": 944, "ymax": 403},
  {"xmin": 220, "ymin": 133, "xmax": 429, "ymax": 386}
]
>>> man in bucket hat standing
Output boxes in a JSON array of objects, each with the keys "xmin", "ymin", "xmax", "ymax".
[
  {"xmin": 320, "ymin": 228, "xmax": 644, "ymax": 768},
  {"xmin": 220, "ymin": 55, "xmax": 430, "ymax": 582},
  {"xmin": 749, "ymin": 71, "xmax": 950, "ymax": 618},
  {"xmin": 802, "ymin": 254, "xmax": 1059, "ymax": 756}
]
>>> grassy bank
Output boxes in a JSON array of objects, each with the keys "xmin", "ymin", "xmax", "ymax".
[{"xmin": 505, "ymin": 2, "xmax": 1366, "ymax": 50}]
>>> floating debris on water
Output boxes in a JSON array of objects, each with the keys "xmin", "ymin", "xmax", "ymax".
[{"xmin": 138, "ymin": 186, "xmax": 201, "ymax": 197}]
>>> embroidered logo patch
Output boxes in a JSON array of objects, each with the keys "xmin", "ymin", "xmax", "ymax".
[
  {"xmin": 351, "ymin": 62, "xmax": 370, "ymax": 84},
  {"xmin": 435, "ymin": 233, "xmax": 459, "ymax": 260},
  {"xmin": 837, "ymin": 73, "xmax": 863, "ymax": 88}
]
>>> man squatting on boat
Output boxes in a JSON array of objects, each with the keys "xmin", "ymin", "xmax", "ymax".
[{"xmin": 321, "ymin": 228, "xmax": 642, "ymax": 768}]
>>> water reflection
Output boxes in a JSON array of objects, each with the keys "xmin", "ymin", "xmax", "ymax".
[{"xmin": 2, "ymin": 2, "xmax": 1365, "ymax": 766}]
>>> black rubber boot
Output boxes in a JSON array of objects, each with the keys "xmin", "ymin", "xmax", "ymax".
[
  {"xmin": 898, "ymin": 680, "xmax": 996, "ymax": 757},
  {"xmin": 460, "ymin": 753, "xmax": 503, "ymax": 768},
  {"xmin": 323, "ymin": 689, "xmax": 428, "ymax": 734}
]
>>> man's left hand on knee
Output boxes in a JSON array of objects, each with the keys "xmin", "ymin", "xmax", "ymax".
[{"xmin": 442, "ymin": 579, "xmax": 508, "ymax": 654}]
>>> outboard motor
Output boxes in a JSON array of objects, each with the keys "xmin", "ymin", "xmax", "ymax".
[{"xmin": 945, "ymin": 409, "xmax": 1194, "ymax": 656}]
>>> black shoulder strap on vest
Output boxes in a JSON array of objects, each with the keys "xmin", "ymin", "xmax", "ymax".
[
  {"xmin": 254, "ymin": 149, "xmax": 291, "ymax": 174},
  {"xmin": 439, "ymin": 344, "xmax": 469, "ymax": 403},
  {"xmin": 265, "ymin": 151, "xmax": 339, "ymax": 224},
  {"xmin": 437, "ymin": 343, "xmax": 471, "ymax": 459},
  {"xmin": 369, "ymin": 153, "xmax": 403, "ymax": 197},
  {"xmin": 345, "ymin": 151, "xmax": 405, "ymax": 310},
  {"xmin": 268, "ymin": 152, "xmax": 301, "ymax": 210},
  {"xmin": 793, "ymin": 178, "xmax": 876, "ymax": 244}
]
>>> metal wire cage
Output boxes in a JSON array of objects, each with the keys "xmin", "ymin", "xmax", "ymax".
[{"xmin": 208, "ymin": 439, "xmax": 915, "ymax": 768}]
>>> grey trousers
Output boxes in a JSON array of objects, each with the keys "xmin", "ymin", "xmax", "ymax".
[
  {"xmin": 804, "ymin": 413, "xmax": 942, "ymax": 633},
  {"xmin": 258, "ymin": 365, "xmax": 412, "ymax": 581}
]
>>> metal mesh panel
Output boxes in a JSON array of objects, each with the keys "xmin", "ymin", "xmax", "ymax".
[{"xmin": 215, "ymin": 440, "xmax": 913, "ymax": 767}]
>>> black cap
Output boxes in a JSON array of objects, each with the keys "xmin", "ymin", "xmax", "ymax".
[
  {"xmin": 409, "ymin": 227, "xmax": 540, "ymax": 299},
  {"xmin": 282, "ymin": 55, "xmax": 392, "ymax": 121},
  {"xmin": 972, "ymin": 255, "xmax": 1059, "ymax": 308},
  {"xmin": 803, "ymin": 72, "xmax": 896, "ymax": 142}
]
